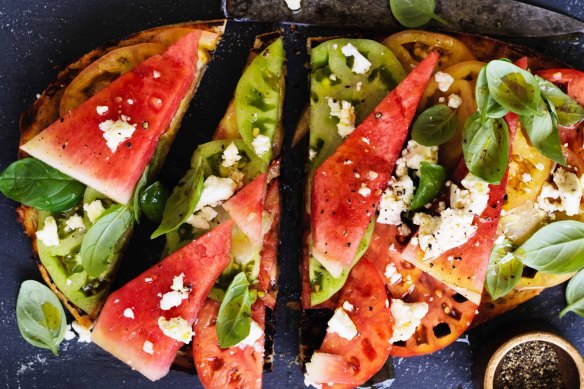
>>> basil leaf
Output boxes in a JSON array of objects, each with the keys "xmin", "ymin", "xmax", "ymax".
[
  {"xmin": 485, "ymin": 60, "xmax": 542, "ymax": 117},
  {"xmin": 537, "ymin": 76, "xmax": 584, "ymax": 127},
  {"xmin": 515, "ymin": 221, "xmax": 584, "ymax": 274},
  {"xmin": 411, "ymin": 104, "xmax": 458, "ymax": 146},
  {"xmin": 151, "ymin": 168, "xmax": 204, "ymax": 239},
  {"xmin": 476, "ymin": 67, "xmax": 508, "ymax": 120},
  {"xmin": 16, "ymin": 280, "xmax": 67, "ymax": 355},
  {"xmin": 462, "ymin": 113, "xmax": 509, "ymax": 184},
  {"xmin": 520, "ymin": 98, "xmax": 566, "ymax": 166},
  {"xmin": 485, "ymin": 238, "xmax": 523, "ymax": 300},
  {"xmin": 389, "ymin": 0, "xmax": 448, "ymax": 28},
  {"xmin": 409, "ymin": 162, "xmax": 447, "ymax": 211},
  {"xmin": 560, "ymin": 269, "xmax": 584, "ymax": 318},
  {"xmin": 140, "ymin": 181, "xmax": 169, "ymax": 223},
  {"xmin": 132, "ymin": 168, "xmax": 149, "ymax": 223},
  {"xmin": 0, "ymin": 158, "xmax": 85, "ymax": 212},
  {"xmin": 80, "ymin": 205, "xmax": 133, "ymax": 277},
  {"xmin": 216, "ymin": 272, "xmax": 253, "ymax": 348}
]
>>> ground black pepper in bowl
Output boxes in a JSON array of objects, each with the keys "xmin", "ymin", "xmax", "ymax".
[{"xmin": 494, "ymin": 340, "xmax": 564, "ymax": 389}]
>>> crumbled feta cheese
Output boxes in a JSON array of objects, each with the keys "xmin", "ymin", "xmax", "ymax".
[
  {"xmin": 145, "ymin": 277, "xmax": 153, "ymax": 283},
  {"xmin": 377, "ymin": 175, "xmax": 415, "ymax": 225},
  {"xmin": 326, "ymin": 307, "xmax": 358, "ymax": 340},
  {"xmin": 84, "ymin": 200, "xmax": 106, "ymax": 223},
  {"xmin": 36, "ymin": 216, "xmax": 60, "ymax": 247},
  {"xmin": 63, "ymin": 324, "xmax": 76, "ymax": 341},
  {"xmin": 308, "ymin": 148, "xmax": 317, "ymax": 161},
  {"xmin": 64, "ymin": 214, "xmax": 85, "ymax": 232},
  {"xmin": 450, "ymin": 174, "xmax": 490, "ymax": 216},
  {"xmin": 252, "ymin": 134, "xmax": 271, "ymax": 157},
  {"xmin": 384, "ymin": 263, "xmax": 403, "ymax": 284},
  {"xmin": 236, "ymin": 320, "xmax": 263, "ymax": 349},
  {"xmin": 71, "ymin": 321, "xmax": 92, "ymax": 343},
  {"xmin": 413, "ymin": 209, "xmax": 477, "ymax": 260},
  {"xmin": 535, "ymin": 163, "xmax": 545, "ymax": 171},
  {"xmin": 398, "ymin": 223, "xmax": 411, "ymax": 236},
  {"xmin": 66, "ymin": 278, "xmax": 72, "ymax": 286},
  {"xmin": 127, "ymin": 99, "xmax": 134, "ymax": 105},
  {"xmin": 341, "ymin": 43, "xmax": 372, "ymax": 74},
  {"xmin": 434, "ymin": 71, "xmax": 454, "ymax": 92},
  {"xmin": 447, "ymin": 94, "xmax": 462, "ymax": 109},
  {"xmin": 522, "ymin": 173, "xmax": 533, "ymax": 183},
  {"xmin": 195, "ymin": 175, "xmax": 237, "ymax": 211},
  {"xmin": 143, "ymin": 340, "xmax": 154, "ymax": 355},
  {"xmin": 438, "ymin": 96, "xmax": 446, "ymax": 103},
  {"xmin": 367, "ymin": 171, "xmax": 378, "ymax": 180},
  {"xmin": 402, "ymin": 140, "xmax": 438, "ymax": 171},
  {"xmin": 221, "ymin": 142, "xmax": 241, "ymax": 168},
  {"xmin": 186, "ymin": 206, "xmax": 218, "ymax": 229},
  {"xmin": 553, "ymin": 167, "xmax": 582, "ymax": 216},
  {"xmin": 329, "ymin": 73, "xmax": 337, "ymax": 81},
  {"xmin": 153, "ymin": 70, "xmax": 161, "ymax": 79},
  {"xmin": 358, "ymin": 184, "xmax": 371, "ymax": 197},
  {"xmin": 157, "ymin": 316, "xmax": 193, "ymax": 344},
  {"xmin": 123, "ymin": 308, "xmax": 135, "ymax": 319},
  {"xmin": 160, "ymin": 273, "xmax": 190, "ymax": 310},
  {"xmin": 284, "ymin": 0, "xmax": 302, "ymax": 11},
  {"xmin": 342, "ymin": 301, "xmax": 354, "ymax": 312},
  {"xmin": 327, "ymin": 97, "xmax": 356, "ymax": 138},
  {"xmin": 304, "ymin": 353, "xmax": 330, "ymax": 389},
  {"xmin": 98, "ymin": 119, "xmax": 136, "ymax": 153},
  {"xmin": 362, "ymin": 137, "xmax": 370, "ymax": 144},
  {"xmin": 388, "ymin": 299, "xmax": 429, "ymax": 343},
  {"xmin": 96, "ymin": 106, "xmax": 109, "ymax": 115}
]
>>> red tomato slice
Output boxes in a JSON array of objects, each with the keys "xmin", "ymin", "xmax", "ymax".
[
  {"xmin": 363, "ymin": 224, "xmax": 478, "ymax": 357},
  {"xmin": 258, "ymin": 179, "xmax": 280, "ymax": 310},
  {"xmin": 310, "ymin": 52, "xmax": 440, "ymax": 275},
  {"xmin": 193, "ymin": 299, "xmax": 265, "ymax": 389},
  {"xmin": 536, "ymin": 68, "xmax": 584, "ymax": 106},
  {"xmin": 305, "ymin": 260, "xmax": 392, "ymax": 389}
]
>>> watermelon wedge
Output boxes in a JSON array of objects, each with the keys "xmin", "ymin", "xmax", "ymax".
[
  {"xmin": 91, "ymin": 221, "xmax": 232, "ymax": 382},
  {"xmin": 222, "ymin": 172, "xmax": 268, "ymax": 245},
  {"xmin": 310, "ymin": 52, "xmax": 439, "ymax": 277},
  {"xmin": 21, "ymin": 30, "xmax": 211, "ymax": 205}
]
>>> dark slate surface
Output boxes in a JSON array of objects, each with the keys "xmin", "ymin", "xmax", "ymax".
[{"xmin": 0, "ymin": 0, "xmax": 582, "ymax": 388}]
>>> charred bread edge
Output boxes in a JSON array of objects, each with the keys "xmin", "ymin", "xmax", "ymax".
[{"xmin": 16, "ymin": 20, "xmax": 227, "ymax": 329}]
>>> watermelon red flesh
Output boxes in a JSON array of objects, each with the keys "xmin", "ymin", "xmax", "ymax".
[
  {"xmin": 91, "ymin": 221, "xmax": 232, "ymax": 382},
  {"xmin": 401, "ymin": 113, "xmax": 518, "ymax": 305},
  {"xmin": 310, "ymin": 52, "xmax": 439, "ymax": 273},
  {"xmin": 223, "ymin": 173, "xmax": 268, "ymax": 245},
  {"xmin": 21, "ymin": 30, "xmax": 207, "ymax": 205},
  {"xmin": 258, "ymin": 178, "xmax": 280, "ymax": 310},
  {"xmin": 308, "ymin": 260, "xmax": 392, "ymax": 389},
  {"xmin": 193, "ymin": 299, "xmax": 265, "ymax": 389}
]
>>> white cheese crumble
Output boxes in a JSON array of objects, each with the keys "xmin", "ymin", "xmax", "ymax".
[
  {"xmin": 63, "ymin": 324, "xmax": 76, "ymax": 341},
  {"xmin": 36, "ymin": 216, "xmax": 60, "ymax": 247},
  {"xmin": 71, "ymin": 321, "xmax": 92, "ymax": 343},
  {"xmin": 434, "ymin": 71, "xmax": 454, "ymax": 92},
  {"xmin": 145, "ymin": 277, "xmax": 153, "ymax": 283},
  {"xmin": 160, "ymin": 273, "xmax": 190, "ymax": 311},
  {"xmin": 143, "ymin": 340, "xmax": 154, "ymax": 355},
  {"xmin": 252, "ymin": 134, "xmax": 271, "ymax": 157},
  {"xmin": 157, "ymin": 316, "xmax": 193, "ymax": 344},
  {"xmin": 96, "ymin": 106, "xmax": 109, "ymax": 115},
  {"xmin": 98, "ymin": 119, "xmax": 137, "ymax": 153},
  {"xmin": 329, "ymin": 73, "xmax": 337, "ymax": 81},
  {"xmin": 236, "ymin": 320, "xmax": 263, "ymax": 349},
  {"xmin": 221, "ymin": 142, "xmax": 241, "ymax": 168},
  {"xmin": 195, "ymin": 175, "xmax": 237, "ymax": 212},
  {"xmin": 284, "ymin": 0, "xmax": 302, "ymax": 11},
  {"xmin": 153, "ymin": 70, "xmax": 161, "ymax": 79},
  {"xmin": 367, "ymin": 171, "xmax": 378, "ymax": 180},
  {"xmin": 84, "ymin": 200, "xmax": 106, "ymax": 223},
  {"xmin": 341, "ymin": 43, "xmax": 372, "ymax": 74},
  {"xmin": 522, "ymin": 173, "xmax": 533, "ymax": 183},
  {"xmin": 327, "ymin": 97, "xmax": 356, "ymax": 138},
  {"xmin": 402, "ymin": 140, "xmax": 439, "ymax": 171},
  {"xmin": 64, "ymin": 214, "xmax": 85, "ymax": 232},
  {"xmin": 535, "ymin": 163, "xmax": 545, "ymax": 171},
  {"xmin": 358, "ymin": 184, "xmax": 371, "ymax": 197},
  {"xmin": 450, "ymin": 174, "xmax": 491, "ymax": 216},
  {"xmin": 447, "ymin": 94, "xmax": 462, "ymax": 109},
  {"xmin": 342, "ymin": 301, "xmax": 354, "ymax": 312},
  {"xmin": 388, "ymin": 299, "xmax": 429, "ymax": 343},
  {"xmin": 308, "ymin": 148, "xmax": 317, "ymax": 161},
  {"xmin": 326, "ymin": 307, "xmax": 358, "ymax": 340},
  {"xmin": 356, "ymin": 81, "xmax": 363, "ymax": 91},
  {"xmin": 384, "ymin": 263, "xmax": 403, "ymax": 284},
  {"xmin": 186, "ymin": 206, "xmax": 218, "ymax": 229},
  {"xmin": 537, "ymin": 167, "xmax": 583, "ymax": 216},
  {"xmin": 378, "ymin": 175, "xmax": 415, "ymax": 225},
  {"xmin": 123, "ymin": 308, "xmax": 135, "ymax": 319}
]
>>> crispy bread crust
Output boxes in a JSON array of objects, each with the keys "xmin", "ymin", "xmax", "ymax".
[{"xmin": 17, "ymin": 20, "xmax": 226, "ymax": 326}]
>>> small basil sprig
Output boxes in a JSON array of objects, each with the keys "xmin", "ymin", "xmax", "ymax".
[
  {"xmin": 16, "ymin": 280, "xmax": 67, "ymax": 355},
  {"xmin": 560, "ymin": 269, "xmax": 584, "ymax": 318},
  {"xmin": 462, "ymin": 113, "xmax": 509, "ymax": 184},
  {"xmin": 409, "ymin": 162, "xmax": 447, "ymax": 210},
  {"xmin": 80, "ymin": 205, "xmax": 133, "ymax": 277},
  {"xmin": 485, "ymin": 60, "xmax": 542, "ymax": 117},
  {"xmin": 520, "ymin": 98, "xmax": 566, "ymax": 165},
  {"xmin": 411, "ymin": 104, "xmax": 458, "ymax": 146},
  {"xmin": 537, "ymin": 76, "xmax": 584, "ymax": 127},
  {"xmin": 485, "ymin": 238, "xmax": 523, "ymax": 300},
  {"xmin": 476, "ymin": 67, "xmax": 508, "ymax": 120},
  {"xmin": 0, "ymin": 158, "xmax": 85, "ymax": 212},
  {"xmin": 389, "ymin": 0, "xmax": 448, "ymax": 28},
  {"xmin": 140, "ymin": 181, "xmax": 169, "ymax": 223},
  {"xmin": 216, "ymin": 272, "xmax": 255, "ymax": 348},
  {"xmin": 151, "ymin": 168, "xmax": 204, "ymax": 239},
  {"xmin": 514, "ymin": 221, "xmax": 584, "ymax": 274}
]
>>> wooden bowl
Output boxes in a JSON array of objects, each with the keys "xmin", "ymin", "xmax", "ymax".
[{"xmin": 484, "ymin": 331, "xmax": 584, "ymax": 389}]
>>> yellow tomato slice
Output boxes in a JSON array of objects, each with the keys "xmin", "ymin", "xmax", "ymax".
[{"xmin": 382, "ymin": 30, "xmax": 475, "ymax": 71}]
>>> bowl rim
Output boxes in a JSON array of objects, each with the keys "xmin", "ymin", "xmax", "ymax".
[{"xmin": 483, "ymin": 330, "xmax": 584, "ymax": 389}]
